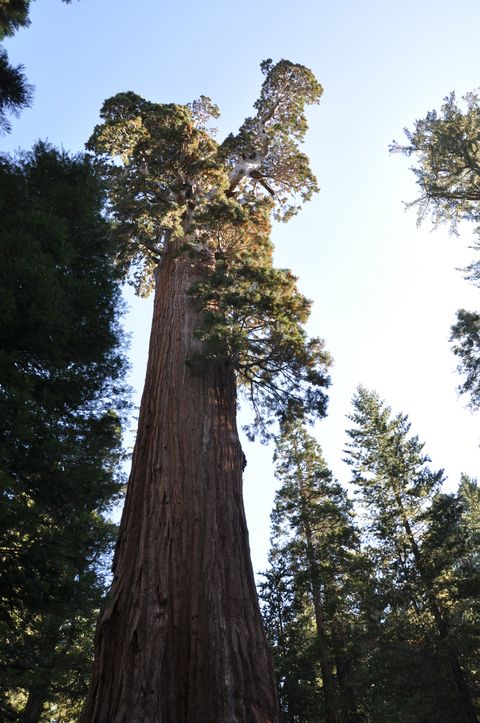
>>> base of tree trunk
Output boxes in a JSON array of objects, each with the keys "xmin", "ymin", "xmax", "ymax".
[{"xmin": 80, "ymin": 250, "xmax": 281, "ymax": 722}]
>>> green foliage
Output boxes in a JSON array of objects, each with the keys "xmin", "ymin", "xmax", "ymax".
[
  {"xmin": 87, "ymin": 91, "xmax": 226, "ymax": 294},
  {"xmin": 0, "ymin": 46, "xmax": 32, "ymax": 133},
  {"xmin": 189, "ymin": 224, "xmax": 331, "ymax": 439},
  {"xmin": 344, "ymin": 388, "xmax": 479, "ymax": 722},
  {"xmin": 0, "ymin": 0, "xmax": 73, "ymax": 39},
  {"xmin": 450, "ymin": 309, "xmax": 480, "ymax": 410},
  {"xmin": 0, "ymin": 143, "xmax": 129, "ymax": 720},
  {"xmin": 260, "ymin": 555, "xmax": 326, "ymax": 721},
  {"xmin": 261, "ymin": 392, "xmax": 480, "ymax": 721},
  {"xmin": 345, "ymin": 386, "xmax": 444, "ymax": 547},
  {"xmin": 88, "ymin": 61, "xmax": 330, "ymax": 436},
  {"xmin": 0, "ymin": 0, "xmax": 73, "ymax": 134},
  {"xmin": 391, "ymin": 90, "xmax": 480, "ymax": 232},
  {"xmin": 0, "ymin": 0, "xmax": 30, "ymax": 40},
  {"xmin": 87, "ymin": 60, "xmax": 323, "ymax": 290},
  {"xmin": 391, "ymin": 91, "xmax": 480, "ymax": 414},
  {"xmin": 220, "ymin": 59, "xmax": 323, "ymax": 221},
  {"xmin": 422, "ymin": 477, "xmax": 480, "ymax": 695},
  {"xmin": 260, "ymin": 421, "xmax": 366, "ymax": 721}
]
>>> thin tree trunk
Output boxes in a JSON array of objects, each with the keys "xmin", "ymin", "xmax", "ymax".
[
  {"xmin": 394, "ymin": 491, "xmax": 479, "ymax": 723},
  {"xmin": 310, "ymin": 584, "xmax": 338, "ymax": 723},
  {"xmin": 332, "ymin": 624, "xmax": 362, "ymax": 723},
  {"xmin": 20, "ymin": 614, "xmax": 61, "ymax": 723},
  {"xmin": 20, "ymin": 692, "xmax": 46, "ymax": 723},
  {"xmin": 302, "ymin": 520, "xmax": 338, "ymax": 723},
  {"xmin": 80, "ymin": 247, "xmax": 280, "ymax": 722}
]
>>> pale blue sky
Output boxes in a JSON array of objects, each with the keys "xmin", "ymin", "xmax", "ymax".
[{"xmin": 4, "ymin": 0, "xmax": 480, "ymax": 572}]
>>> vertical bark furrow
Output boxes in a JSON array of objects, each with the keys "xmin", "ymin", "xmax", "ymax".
[{"xmin": 80, "ymin": 250, "xmax": 280, "ymax": 722}]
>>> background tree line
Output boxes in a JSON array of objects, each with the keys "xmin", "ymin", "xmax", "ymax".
[{"xmin": 260, "ymin": 390, "xmax": 480, "ymax": 722}]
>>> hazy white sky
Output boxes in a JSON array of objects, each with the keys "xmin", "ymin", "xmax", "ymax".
[{"xmin": 4, "ymin": 0, "xmax": 480, "ymax": 573}]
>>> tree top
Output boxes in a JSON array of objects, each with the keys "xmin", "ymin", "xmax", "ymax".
[{"xmin": 87, "ymin": 60, "xmax": 323, "ymax": 294}]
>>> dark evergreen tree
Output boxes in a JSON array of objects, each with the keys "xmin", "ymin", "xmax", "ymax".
[
  {"xmin": 0, "ymin": 0, "xmax": 73, "ymax": 134},
  {"xmin": 0, "ymin": 143, "xmax": 129, "ymax": 721},
  {"xmin": 260, "ymin": 421, "xmax": 366, "ymax": 723},
  {"xmin": 422, "ymin": 476, "xmax": 480, "ymax": 702},
  {"xmin": 345, "ymin": 387, "xmax": 479, "ymax": 723},
  {"xmin": 450, "ymin": 309, "xmax": 480, "ymax": 410},
  {"xmin": 80, "ymin": 60, "xmax": 331, "ymax": 721},
  {"xmin": 0, "ymin": 46, "xmax": 32, "ymax": 134},
  {"xmin": 0, "ymin": 0, "xmax": 72, "ymax": 38}
]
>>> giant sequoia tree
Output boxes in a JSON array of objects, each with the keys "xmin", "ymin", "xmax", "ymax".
[{"xmin": 80, "ymin": 60, "xmax": 330, "ymax": 721}]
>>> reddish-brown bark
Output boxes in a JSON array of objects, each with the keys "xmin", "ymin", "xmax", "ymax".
[{"xmin": 80, "ymin": 248, "xmax": 281, "ymax": 722}]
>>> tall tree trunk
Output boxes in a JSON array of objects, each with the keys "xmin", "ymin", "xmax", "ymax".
[{"xmin": 80, "ymin": 248, "xmax": 281, "ymax": 722}]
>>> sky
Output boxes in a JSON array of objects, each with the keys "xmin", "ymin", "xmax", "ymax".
[{"xmin": 4, "ymin": 0, "xmax": 480, "ymax": 574}]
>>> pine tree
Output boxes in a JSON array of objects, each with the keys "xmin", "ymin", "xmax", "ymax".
[
  {"xmin": 0, "ymin": 1, "xmax": 31, "ymax": 38},
  {"xmin": 260, "ymin": 421, "xmax": 365, "ymax": 723},
  {"xmin": 0, "ymin": 0, "xmax": 73, "ymax": 133},
  {"xmin": 0, "ymin": 0, "xmax": 73, "ymax": 38},
  {"xmin": 0, "ymin": 143, "xmax": 129, "ymax": 721},
  {"xmin": 0, "ymin": 46, "xmax": 32, "ymax": 134},
  {"xmin": 80, "ymin": 60, "xmax": 331, "ymax": 721},
  {"xmin": 345, "ymin": 387, "xmax": 479, "ymax": 722}
]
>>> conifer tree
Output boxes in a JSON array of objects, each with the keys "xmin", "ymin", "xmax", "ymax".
[
  {"xmin": 0, "ymin": 143, "xmax": 129, "ymax": 721},
  {"xmin": 422, "ymin": 476, "xmax": 480, "ymax": 702},
  {"xmin": 345, "ymin": 387, "xmax": 479, "ymax": 723},
  {"xmin": 0, "ymin": 46, "xmax": 32, "ymax": 133},
  {"xmin": 0, "ymin": 0, "xmax": 72, "ymax": 133},
  {"xmin": 450, "ymin": 309, "xmax": 480, "ymax": 410},
  {"xmin": 391, "ymin": 91, "xmax": 480, "ymax": 411},
  {"xmin": 80, "ymin": 60, "xmax": 330, "ymax": 721},
  {"xmin": 0, "ymin": 0, "xmax": 73, "ymax": 38},
  {"xmin": 260, "ymin": 421, "xmax": 364, "ymax": 723}
]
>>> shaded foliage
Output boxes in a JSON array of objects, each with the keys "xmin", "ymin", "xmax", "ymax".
[
  {"xmin": 0, "ymin": 46, "xmax": 32, "ymax": 133},
  {"xmin": 260, "ymin": 421, "xmax": 366, "ymax": 722},
  {"xmin": 450, "ymin": 309, "xmax": 480, "ymax": 410},
  {"xmin": 0, "ymin": 143, "xmax": 129, "ymax": 720},
  {"xmin": 0, "ymin": 0, "xmax": 73, "ymax": 134},
  {"xmin": 0, "ymin": 0, "xmax": 73, "ymax": 40}
]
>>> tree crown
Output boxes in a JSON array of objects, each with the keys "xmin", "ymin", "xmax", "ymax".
[
  {"xmin": 87, "ymin": 59, "xmax": 323, "ymax": 294},
  {"xmin": 390, "ymin": 90, "xmax": 480, "ymax": 232},
  {"xmin": 88, "ymin": 61, "xmax": 330, "ymax": 437}
]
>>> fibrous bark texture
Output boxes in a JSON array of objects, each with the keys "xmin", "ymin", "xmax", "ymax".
[{"xmin": 80, "ymin": 249, "xmax": 281, "ymax": 722}]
